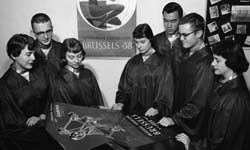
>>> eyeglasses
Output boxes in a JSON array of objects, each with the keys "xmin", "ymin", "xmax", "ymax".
[
  {"xmin": 179, "ymin": 30, "xmax": 197, "ymax": 39},
  {"xmin": 34, "ymin": 29, "xmax": 53, "ymax": 36}
]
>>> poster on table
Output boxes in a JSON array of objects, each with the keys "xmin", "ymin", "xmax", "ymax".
[
  {"xmin": 76, "ymin": 0, "xmax": 137, "ymax": 57},
  {"xmin": 46, "ymin": 102, "xmax": 169, "ymax": 150}
]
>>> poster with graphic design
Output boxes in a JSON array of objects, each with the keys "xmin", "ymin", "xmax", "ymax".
[
  {"xmin": 46, "ymin": 102, "xmax": 160, "ymax": 150},
  {"xmin": 77, "ymin": 0, "xmax": 136, "ymax": 57}
]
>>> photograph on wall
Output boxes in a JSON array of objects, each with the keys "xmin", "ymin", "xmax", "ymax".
[
  {"xmin": 208, "ymin": 34, "xmax": 221, "ymax": 45},
  {"xmin": 205, "ymin": 0, "xmax": 250, "ymax": 48},
  {"xmin": 231, "ymin": 5, "xmax": 250, "ymax": 22},
  {"xmin": 209, "ymin": 0, "xmax": 222, "ymax": 5},
  {"xmin": 220, "ymin": 4, "xmax": 231, "ymax": 15},
  {"xmin": 221, "ymin": 22, "xmax": 232, "ymax": 33},
  {"xmin": 207, "ymin": 21, "xmax": 219, "ymax": 33},
  {"xmin": 240, "ymin": 0, "xmax": 250, "ymax": 2},
  {"xmin": 225, "ymin": 34, "xmax": 235, "ymax": 40},
  {"xmin": 236, "ymin": 24, "xmax": 247, "ymax": 34},
  {"xmin": 244, "ymin": 36, "xmax": 250, "ymax": 46},
  {"xmin": 209, "ymin": 6, "xmax": 219, "ymax": 19},
  {"xmin": 77, "ymin": 0, "xmax": 137, "ymax": 57}
]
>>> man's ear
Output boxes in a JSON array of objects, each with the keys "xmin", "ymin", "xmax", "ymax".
[
  {"xmin": 196, "ymin": 30, "xmax": 203, "ymax": 39},
  {"xmin": 30, "ymin": 29, "xmax": 36, "ymax": 38}
]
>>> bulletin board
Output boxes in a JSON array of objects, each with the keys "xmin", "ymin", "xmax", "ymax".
[{"xmin": 205, "ymin": 0, "xmax": 250, "ymax": 48}]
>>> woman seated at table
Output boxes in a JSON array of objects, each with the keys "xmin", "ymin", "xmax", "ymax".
[
  {"xmin": 176, "ymin": 40, "xmax": 250, "ymax": 150},
  {"xmin": 112, "ymin": 23, "xmax": 174, "ymax": 117},
  {"xmin": 51, "ymin": 38, "xmax": 104, "ymax": 107},
  {"xmin": 0, "ymin": 34, "xmax": 62, "ymax": 150}
]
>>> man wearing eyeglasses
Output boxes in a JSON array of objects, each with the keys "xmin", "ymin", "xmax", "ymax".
[
  {"xmin": 158, "ymin": 13, "xmax": 214, "ymax": 149},
  {"xmin": 31, "ymin": 13, "xmax": 62, "ymax": 73}
]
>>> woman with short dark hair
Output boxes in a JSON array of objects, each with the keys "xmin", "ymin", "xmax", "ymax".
[
  {"xmin": 51, "ymin": 38, "xmax": 104, "ymax": 107},
  {"xmin": 176, "ymin": 40, "xmax": 250, "ymax": 150},
  {"xmin": 112, "ymin": 23, "xmax": 174, "ymax": 117},
  {"xmin": 0, "ymin": 34, "xmax": 62, "ymax": 150}
]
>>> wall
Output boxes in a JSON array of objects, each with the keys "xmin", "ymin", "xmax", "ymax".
[{"xmin": 0, "ymin": 0, "xmax": 249, "ymax": 107}]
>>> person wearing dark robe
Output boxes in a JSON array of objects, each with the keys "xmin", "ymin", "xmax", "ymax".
[
  {"xmin": 112, "ymin": 23, "xmax": 174, "ymax": 117},
  {"xmin": 176, "ymin": 40, "xmax": 250, "ymax": 150},
  {"xmin": 0, "ymin": 34, "xmax": 62, "ymax": 150},
  {"xmin": 31, "ymin": 13, "xmax": 62, "ymax": 74},
  {"xmin": 158, "ymin": 13, "xmax": 215, "ymax": 147},
  {"xmin": 51, "ymin": 38, "xmax": 104, "ymax": 107},
  {"xmin": 153, "ymin": 2, "xmax": 186, "ymax": 91}
]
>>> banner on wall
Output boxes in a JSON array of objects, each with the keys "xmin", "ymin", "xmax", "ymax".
[{"xmin": 76, "ymin": 0, "xmax": 137, "ymax": 57}]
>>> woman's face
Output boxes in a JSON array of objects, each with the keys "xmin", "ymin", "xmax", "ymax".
[
  {"xmin": 211, "ymin": 54, "xmax": 231, "ymax": 76},
  {"xmin": 13, "ymin": 45, "xmax": 35, "ymax": 72},
  {"xmin": 134, "ymin": 37, "xmax": 152, "ymax": 55},
  {"xmin": 66, "ymin": 51, "xmax": 83, "ymax": 69}
]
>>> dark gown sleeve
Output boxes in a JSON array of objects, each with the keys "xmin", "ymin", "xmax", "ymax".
[
  {"xmin": 115, "ymin": 59, "xmax": 133, "ymax": 106},
  {"xmin": 172, "ymin": 63, "xmax": 214, "ymax": 135},
  {"xmin": 49, "ymin": 74, "xmax": 73, "ymax": 104},
  {"xmin": 0, "ymin": 83, "xmax": 26, "ymax": 129},
  {"xmin": 89, "ymin": 71, "xmax": 104, "ymax": 106},
  {"xmin": 152, "ymin": 58, "xmax": 174, "ymax": 116},
  {"xmin": 207, "ymin": 91, "xmax": 250, "ymax": 150},
  {"xmin": 0, "ymin": 77, "xmax": 63, "ymax": 150}
]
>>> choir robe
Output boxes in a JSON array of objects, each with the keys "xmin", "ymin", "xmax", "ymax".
[
  {"xmin": 115, "ymin": 52, "xmax": 174, "ymax": 116},
  {"xmin": 0, "ymin": 66, "xmax": 62, "ymax": 150},
  {"xmin": 51, "ymin": 67, "xmax": 104, "ymax": 107},
  {"xmin": 33, "ymin": 39, "xmax": 62, "ymax": 73},
  {"xmin": 153, "ymin": 31, "xmax": 187, "ymax": 86},
  {"xmin": 172, "ymin": 47, "xmax": 214, "ymax": 138},
  {"xmin": 195, "ymin": 75, "xmax": 250, "ymax": 150}
]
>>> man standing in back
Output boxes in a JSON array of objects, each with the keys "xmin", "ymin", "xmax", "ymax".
[
  {"xmin": 153, "ymin": 2, "xmax": 186, "ymax": 97},
  {"xmin": 31, "ymin": 13, "xmax": 62, "ymax": 73}
]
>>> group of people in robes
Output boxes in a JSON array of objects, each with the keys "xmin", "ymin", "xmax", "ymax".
[
  {"xmin": 0, "ymin": 13, "xmax": 104, "ymax": 150},
  {"xmin": 1, "ymin": 2, "xmax": 250, "ymax": 150}
]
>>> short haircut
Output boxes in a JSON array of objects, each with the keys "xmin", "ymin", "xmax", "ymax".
[
  {"xmin": 31, "ymin": 13, "xmax": 51, "ymax": 30},
  {"xmin": 60, "ymin": 38, "xmax": 86, "ymax": 66},
  {"xmin": 179, "ymin": 13, "xmax": 205, "ymax": 33},
  {"xmin": 7, "ymin": 34, "xmax": 34, "ymax": 59},
  {"xmin": 162, "ymin": 2, "xmax": 183, "ymax": 18},
  {"xmin": 132, "ymin": 23, "xmax": 154, "ymax": 48},
  {"xmin": 212, "ymin": 40, "xmax": 249, "ymax": 74}
]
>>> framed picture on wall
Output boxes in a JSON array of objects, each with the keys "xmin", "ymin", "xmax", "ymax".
[
  {"xmin": 76, "ymin": 0, "xmax": 137, "ymax": 58},
  {"xmin": 205, "ymin": 0, "xmax": 250, "ymax": 48}
]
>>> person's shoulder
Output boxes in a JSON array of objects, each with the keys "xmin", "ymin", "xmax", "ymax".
[
  {"xmin": 80, "ymin": 66, "xmax": 96, "ymax": 77},
  {"xmin": 154, "ymin": 31, "xmax": 165, "ymax": 38},
  {"xmin": 52, "ymin": 39, "xmax": 62, "ymax": 46},
  {"xmin": 127, "ymin": 54, "xmax": 142, "ymax": 63},
  {"xmin": 153, "ymin": 31, "xmax": 166, "ymax": 42}
]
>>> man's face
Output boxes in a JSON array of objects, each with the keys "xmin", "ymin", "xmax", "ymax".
[
  {"xmin": 163, "ymin": 11, "xmax": 180, "ymax": 35},
  {"xmin": 32, "ymin": 21, "xmax": 53, "ymax": 47},
  {"xmin": 13, "ymin": 45, "xmax": 35, "ymax": 72},
  {"xmin": 179, "ymin": 23, "xmax": 199, "ymax": 50}
]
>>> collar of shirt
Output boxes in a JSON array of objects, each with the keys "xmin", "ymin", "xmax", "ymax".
[
  {"xmin": 142, "ymin": 48, "xmax": 155, "ymax": 62},
  {"xmin": 167, "ymin": 33, "xmax": 179, "ymax": 42},
  {"xmin": 65, "ymin": 66, "xmax": 80, "ymax": 77},
  {"xmin": 41, "ymin": 46, "xmax": 52, "ymax": 59},
  {"xmin": 167, "ymin": 33, "xmax": 179, "ymax": 48},
  {"xmin": 12, "ymin": 65, "xmax": 30, "ymax": 81},
  {"xmin": 189, "ymin": 42, "xmax": 205, "ymax": 56}
]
